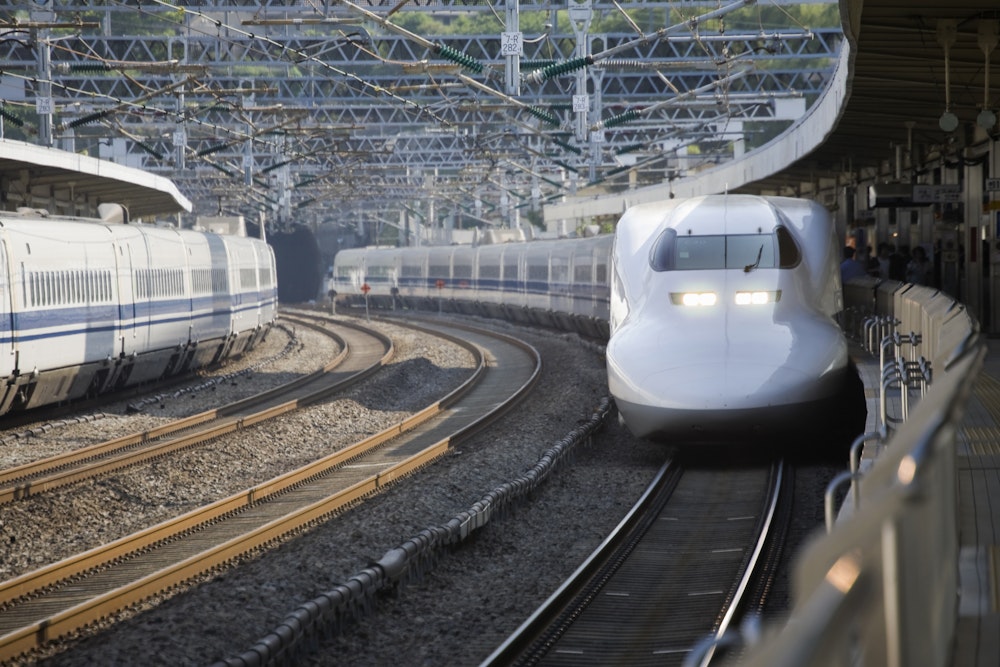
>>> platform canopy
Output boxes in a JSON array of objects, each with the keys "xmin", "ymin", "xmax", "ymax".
[{"xmin": 0, "ymin": 138, "xmax": 191, "ymax": 220}]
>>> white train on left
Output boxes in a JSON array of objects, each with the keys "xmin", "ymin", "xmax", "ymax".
[
  {"xmin": 0, "ymin": 205, "xmax": 277, "ymax": 415},
  {"xmin": 332, "ymin": 194, "xmax": 853, "ymax": 444}
]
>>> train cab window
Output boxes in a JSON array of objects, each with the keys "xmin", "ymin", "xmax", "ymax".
[
  {"xmin": 725, "ymin": 235, "xmax": 775, "ymax": 270},
  {"xmin": 650, "ymin": 228, "xmax": 785, "ymax": 271}
]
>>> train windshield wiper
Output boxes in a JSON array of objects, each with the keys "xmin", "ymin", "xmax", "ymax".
[{"xmin": 744, "ymin": 245, "xmax": 764, "ymax": 273}]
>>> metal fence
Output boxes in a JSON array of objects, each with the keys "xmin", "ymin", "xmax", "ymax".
[{"xmin": 736, "ymin": 278, "xmax": 985, "ymax": 667}]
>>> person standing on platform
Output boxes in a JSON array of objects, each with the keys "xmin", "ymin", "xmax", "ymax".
[{"xmin": 840, "ymin": 245, "xmax": 868, "ymax": 284}]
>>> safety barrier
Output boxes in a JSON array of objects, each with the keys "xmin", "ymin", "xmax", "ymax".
[{"xmin": 735, "ymin": 278, "xmax": 984, "ymax": 667}]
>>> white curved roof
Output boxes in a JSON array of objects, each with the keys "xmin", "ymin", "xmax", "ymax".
[{"xmin": 0, "ymin": 138, "xmax": 191, "ymax": 219}]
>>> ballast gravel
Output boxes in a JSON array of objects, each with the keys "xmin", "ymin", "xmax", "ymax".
[{"xmin": 3, "ymin": 312, "xmax": 668, "ymax": 667}]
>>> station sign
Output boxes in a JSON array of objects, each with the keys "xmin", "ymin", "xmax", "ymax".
[{"xmin": 912, "ymin": 184, "xmax": 962, "ymax": 203}]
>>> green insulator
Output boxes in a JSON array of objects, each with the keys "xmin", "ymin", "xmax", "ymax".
[
  {"xmin": 206, "ymin": 162, "xmax": 234, "ymax": 176},
  {"xmin": 0, "ymin": 108, "xmax": 24, "ymax": 127},
  {"xmin": 603, "ymin": 109, "xmax": 639, "ymax": 128},
  {"xmin": 521, "ymin": 60, "xmax": 558, "ymax": 71},
  {"xmin": 68, "ymin": 110, "xmax": 111, "ymax": 128},
  {"xmin": 196, "ymin": 143, "xmax": 228, "ymax": 157},
  {"xmin": 137, "ymin": 142, "xmax": 164, "ymax": 159},
  {"xmin": 526, "ymin": 106, "xmax": 558, "ymax": 126},
  {"xmin": 616, "ymin": 143, "xmax": 646, "ymax": 155},
  {"xmin": 435, "ymin": 44, "xmax": 483, "ymax": 74},
  {"xmin": 538, "ymin": 56, "xmax": 592, "ymax": 81},
  {"xmin": 553, "ymin": 138, "xmax": 582, "ymax": 155},
  {"xmin": 552, "ymin": 159, "xmax": 579, "ymax": 173}
]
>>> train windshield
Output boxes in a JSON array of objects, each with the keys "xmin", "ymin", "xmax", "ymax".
[{"xmin": 649, "ymin": 227, "xmax": 800, "ymax": 271}]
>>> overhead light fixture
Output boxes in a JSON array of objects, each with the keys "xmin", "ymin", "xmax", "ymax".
[
  {"xmin": 937, "ymin": 20, "xmax": 958, "ymax": 132},
  {"xmin": 940, "ymin": 111, "xmax": 960, "ymax": 132}
]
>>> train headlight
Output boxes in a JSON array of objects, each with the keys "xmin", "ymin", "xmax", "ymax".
[
  {"xmin": 671, "ymin": 292, "xmax": 717, "ymax": 306},
  {"xmin": 735, "ymin": 290, "xmax": 781, "ymax": 305}
]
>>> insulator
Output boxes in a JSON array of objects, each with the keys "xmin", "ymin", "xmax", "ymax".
[
  {"xmin": 525, "ymin": 106, "xmax": 558, "ymax": 126},
  {"xmin": 68, "ymin": 63, "xmax": 114, "ymax": 72},
  {"xmin": 434, "ymin": 44, "xmax": 483, "ymax": 74},
  {"xmin": 524, "ymin": 56, "xmax": 593, "ymax": 84},
  {"xmin": 196, "ymin": 143, "xmax": 228, "ymax": 157},
  {"xmin": 67, "ymin": 109, "xmax": 112, "ymax": 128},
  {"xmin": 616, "ymin": 143, "xmax": 646, "ymax": 155},
  {"xmin": 136, "ymin": 141, "xmax": 164, "ymax": 159},
  {"xmin": 599, "ymin": 59, "xmax": 648, "ymax": 71},
  {"xmin": 206, "ymin": 162, "xmax": 235, "ymax": 176},
  {"xmin": 262, "ymin": 160, "xmax": 292, "ymax": 173},
  {"xmin": 602, "ymin": 108, "xmax": 640, "ymax": 128},
  {"xmin": 0, "ymin": 108, "xmax": 24, "ymax": 127},
  {"xmin": 521, "ymin": 60, "xmax": 558, "ymax": 71},
  {"xmin": 553, "ymin": 138, "xmax": 582, "ymax": 155},
  {"xmin": 552, "ymin": 159, "xmax": 579, "ymax": 173}
]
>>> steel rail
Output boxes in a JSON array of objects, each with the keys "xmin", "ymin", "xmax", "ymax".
[
  {"xmin": 483, "ymin": 459, "xmax": 787, "ymax": 667},
  {"xmin": 0, "ymin": 318, "xmax": 540, "ymax": 662},
  {"xmin": 0, "ymin": 315, "xmax": 387, "ymax": 502}
]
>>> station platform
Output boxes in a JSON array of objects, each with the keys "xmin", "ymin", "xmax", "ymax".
[
  {"xmin": 852, "ymin": 338, "xmax": 1000, "ymax": 667},
  {"xmin": 952, "ymin": 338, "xmax": 1000, "ymax": 667}
]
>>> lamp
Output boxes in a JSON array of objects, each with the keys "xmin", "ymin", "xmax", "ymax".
[{"xmin": 937, "ymin": 20, "xmax": 959, "ymax": 132}]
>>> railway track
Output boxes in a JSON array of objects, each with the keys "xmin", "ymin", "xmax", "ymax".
[
  {"xmin": 484, "ymin": 457, "xmax": 790, "ymax": 667},
  {"xmin": 0, "ymin": 315, "xmax": 390, "ymax": 503},
  {"xmin": 0, "ymin": 315, "xmax": 541, "ymax": 662}
]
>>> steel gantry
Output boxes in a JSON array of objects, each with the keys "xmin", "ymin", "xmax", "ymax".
[{"xmin": 0, "ymin": 0, "xmax": 841, "ymax": 238}]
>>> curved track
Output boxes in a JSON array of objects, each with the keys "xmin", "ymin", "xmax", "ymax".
[
  {"xmin": 485, "ymin": 458, "xmax": 788, "ymax": 666},
  {"xmin": 0, "ymin": 315, "xmax": 390, "ymax": 503},
  {"xmin": 0, "ymin": 315, "xmax": 542, "ymax": 661}
]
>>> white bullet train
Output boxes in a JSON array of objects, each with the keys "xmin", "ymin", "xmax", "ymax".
[
  {"xmin": 332, "ymin": 194, "xmax": 852, "ymax": 443},
  {"xmin": 0, "ymin": 205, "xmax": 277, "ymax": 415},
  {"xmin": 607, "ymin": 194, "xmax": 849, "ymax": 441}
]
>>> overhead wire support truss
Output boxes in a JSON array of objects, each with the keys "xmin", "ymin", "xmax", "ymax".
[
  {"xmin": 522, "ymin": 0, "xmax": 762, "ymax": 85},
  {"xmin": 333, "ymin": 0, "xmax": 494, "ymax": 79},
  {"xmin": 138, "ymin": 0, "xmax": 451, "ymax": 127}
]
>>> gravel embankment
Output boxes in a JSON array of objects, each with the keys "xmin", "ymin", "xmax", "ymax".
[{"xmin": 0, "ymin": 314, "xmax": 668, "ymax": 666}]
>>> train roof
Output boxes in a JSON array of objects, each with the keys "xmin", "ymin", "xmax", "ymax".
[{"xmin": 0, "ymin": 138, "xmax": 191, "ymax": 220}]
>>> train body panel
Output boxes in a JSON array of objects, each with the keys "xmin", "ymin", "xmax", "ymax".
[
  {"xmin": 331, "ymin": 235, "xmax": 611, "ymax": 330},
  {"xmin": 0, "ymin": 209, "xmax": 276, "ymax": 415}
]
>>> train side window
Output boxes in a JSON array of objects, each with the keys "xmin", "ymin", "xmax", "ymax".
[
  {"xmin": 503, "ymin": 261, "xmax": 518, "ymax": 282},
  {"xmin": 649, "ymin": 229, "xmax": 678, "ymax": 271},
  {"xmin": 776, "ymin": 227, "xmax": 801, "ymax": 268},
  {"xmin": 527, "ymin": 263, "xmax": 547, "ymax": 281}
]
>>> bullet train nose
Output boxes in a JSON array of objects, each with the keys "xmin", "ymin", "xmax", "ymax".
[{"xmin": 618, "ymin": 361, "xmax": 824, "ymax": 411}]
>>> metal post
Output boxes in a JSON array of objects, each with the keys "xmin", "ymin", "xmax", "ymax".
[{"xmin": 503, "ymin": 0, "xmax": 521, "ymax": 96}]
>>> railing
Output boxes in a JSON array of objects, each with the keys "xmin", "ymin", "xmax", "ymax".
[{"xmin": 733, "ymin": 278, "xmax": 985, "ymax": 667}]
